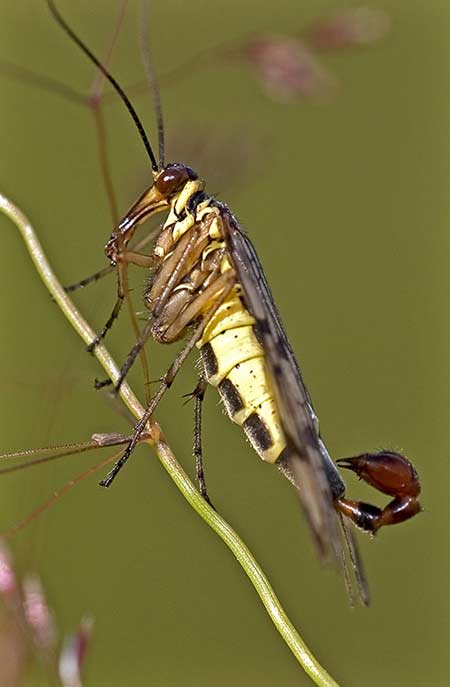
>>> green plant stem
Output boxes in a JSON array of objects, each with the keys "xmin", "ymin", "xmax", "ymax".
[{"xmin": 0, "ymin": 192, "xmax": 340, "ymax": 687}]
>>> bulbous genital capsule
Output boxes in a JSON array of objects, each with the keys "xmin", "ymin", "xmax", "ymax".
[{"xmin": 336, "ymin": 451, "xmax": 421, "ymax": 534}]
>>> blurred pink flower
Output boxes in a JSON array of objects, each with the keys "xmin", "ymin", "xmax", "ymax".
[
  {"xmin": 242, "ymin": 35, "xmax": 336, "ymax": 101},
  {"xmin": 0, "ymin": 542, "xmax": 18, "ymax": 600},
  {"xmin": 306, "ymin": 7, "xmax": 390, "ymax": 50},
  {"xmin": 59, "ymin": 616, "xmax": 94, "ymax": 687},
  {"xmin": 22, "ymin": 574, "xmax": 56, "ymax": 651}
]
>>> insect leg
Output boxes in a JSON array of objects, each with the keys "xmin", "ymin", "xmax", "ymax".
[
  {"xmin": 99, "ymin": 274, "xmax": 236, "ymax": 487},
  {"xmin": 149, "ymin": 221, "xmax": 212, "ymax": 318},
  {"xmin": 86, "ymin": 244, "xmax": 158, "ymax": 354},
  {"xmin": 119, "ymin": 251, "xmax": 155, "ymax": 268},
  {"xmin": 98, "ymin": 324, "xmax": 205, "ymax": 487},
  {"xmin": 86, "ymin": 284, "xmax": 125, "ymax": 352},
  {"xmin": 65, "ymin": 227, "xmax": 159, "ymax": 293},
  {"xmin": 64, "ymin": 264, "xmax": 115, "ymax": 292},
  {"xmin": 190, "ymin": 377, "xmax": 213, "ymax": 506},
  {"xmin": 105, "ymin": 222, "xmax": 212, "ymax": 391}
]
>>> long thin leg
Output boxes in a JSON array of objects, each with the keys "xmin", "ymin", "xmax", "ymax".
[
  {"xmin": 86, "ymin": 288, "xmax": 124, "ymax": 353},
  {"xmin": 64, "ymin": 264, "xmax": 115, "ymax": 292},
  {"xmin": 64, "ymin": 230, "xmax": 158, "ymax": 293},
  {"xmin": 190, "ymin": 377, "xmax": 213, "ymax": 506},
  {"xmin": 99, "ymin": 278, "xmax": 235, "ymax": 487},
  {"xmin": 86, "ymin": 249, "xmax": 156, "ymax": 353},
  {"xmin": 94, "ymin": 313, "xmax": 156, "ymax": 390},
  {"xmin": 86, "ymin": 234, "xmax": 160, "ymax": 353},
  {"xmin": 99, "ymin": 315, "xmax": 211, "ymax": 487},
  {"xmin": 95, "ymin": 317, "xmax": 153, "ymax": 391}
]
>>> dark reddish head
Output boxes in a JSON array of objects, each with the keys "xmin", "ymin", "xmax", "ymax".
[
  {"xmin": 154, "ymin": 163, "xmax": 198, "ymax": 197},
  {"xmin": 105, "ymin": 163, "xmax": 200, "ymax": 264}
]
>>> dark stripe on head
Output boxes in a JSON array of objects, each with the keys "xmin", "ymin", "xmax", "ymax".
[
  {"xmin": 200, "ymin": 342, "xmax": 218, "ymax": 380},
  {"xmin": 243, "ymin": 412, "xmax": 273, "ymax": 453},
  {"xmin": 218, "ymin": 378, "xmax": 244, "ymax": 418}
]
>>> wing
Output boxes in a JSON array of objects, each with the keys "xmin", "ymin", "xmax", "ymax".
[{"xmin": 221, "ymin": 210, "xmax": 344, "ymax": 563}]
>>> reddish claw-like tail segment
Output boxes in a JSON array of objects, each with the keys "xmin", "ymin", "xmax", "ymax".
[{"xmin": 336, "ymin": 451, "xmax": 421, "ymax": 534}]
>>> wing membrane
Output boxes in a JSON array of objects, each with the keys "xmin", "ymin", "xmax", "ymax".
[{"xmin": 221, "ymin": 211, "xmax": 343, "ymax": 563}]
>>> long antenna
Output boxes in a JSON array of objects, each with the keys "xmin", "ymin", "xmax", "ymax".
[
  {"xmin": 139, "ymin": 0, "xmax": 165, "ymax": 167},
  {"xmin": 46, "ymin": 0, "xmax": 159, "ymax": 173}
]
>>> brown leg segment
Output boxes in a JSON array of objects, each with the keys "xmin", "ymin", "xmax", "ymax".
[
  {"xmin": 86, "ymin": 244, "xmax": 160, "ymax": 353},
  {"xmin": 99, "ymin": 273, "xmax": 235, "ymax": 487},
  {"xmin": 148, "ymin": 217, "xmax": 214, "ymax": 317},
  {"xmin": 112, "ymin": 221, "xmax": 222, "ymax": 390},
  {"xmin": 86, "ymin": 290, "xmax": 125, "ymax": 353},
  {"xmin": 64, "ymin": 264, "xmax": 115, "ymax": 292},
  {"xmin": 191, "ymin": 377, "xmax": 214, "ymax": 506}
]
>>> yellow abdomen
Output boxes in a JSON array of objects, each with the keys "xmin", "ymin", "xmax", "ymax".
[{"xmin": 197, "ymin": 293, "xmax": 285, "ymax": 463}]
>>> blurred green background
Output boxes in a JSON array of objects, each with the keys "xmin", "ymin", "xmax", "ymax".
[{"xmin": 0, "ymin": 1, "xmax": 448, "ymax": 685}]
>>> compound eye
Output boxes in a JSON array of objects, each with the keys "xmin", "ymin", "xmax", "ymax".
[{"xmin": 155, "ymin": 163, "xmax": 197, "ymax": 196}]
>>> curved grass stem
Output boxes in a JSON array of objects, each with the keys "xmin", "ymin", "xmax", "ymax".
[{"xmin": 0, "ymin": 192, "xmax": 340, "ymax": 687}]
